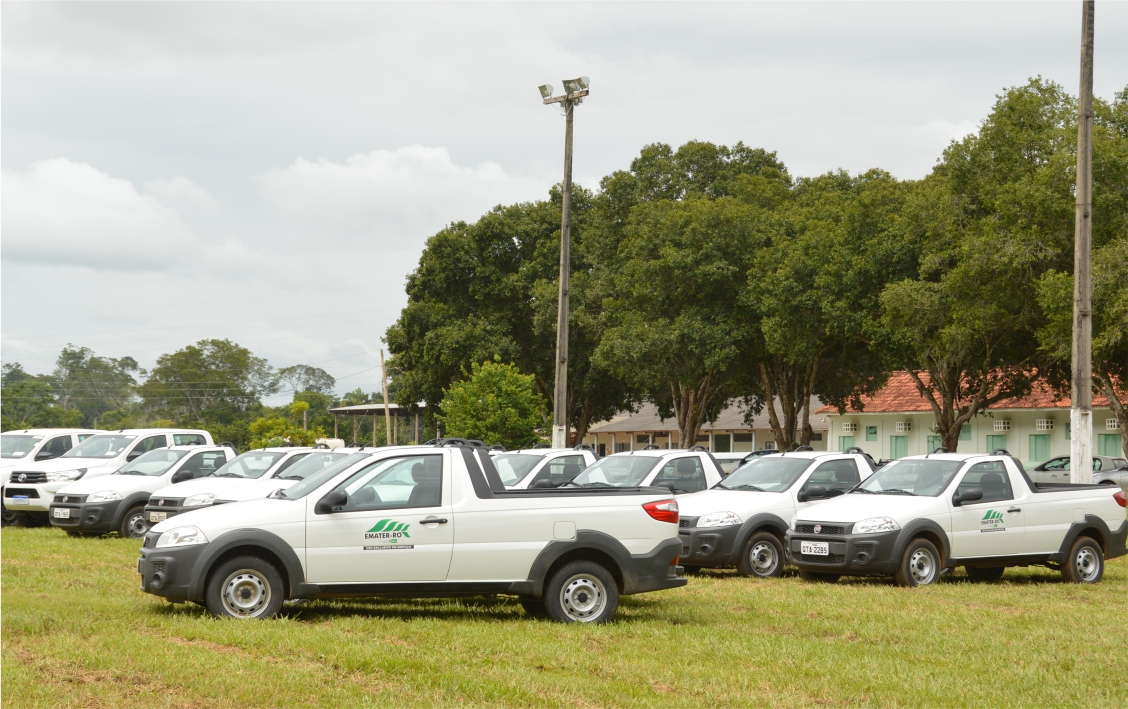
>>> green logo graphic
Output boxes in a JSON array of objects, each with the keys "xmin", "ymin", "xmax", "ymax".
[
  {"xmin": 364, "ymin": 519, "xmax": 410, "ymax": 543},
  {"xmin": 982, "ymin": 510, "xmax": 1004, "ymax": 521}
]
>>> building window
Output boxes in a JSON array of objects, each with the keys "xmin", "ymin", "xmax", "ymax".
[
  {"xmin": 839, "ymin": 435, "xmax": 855, "ymax": 451},
  {"xmin": 959, "ymin": 424, "xmax": 971, "ymax": 441},
  {"xmin": 890, "ymin": 436, "xmax": 908, "ymax": 459},
  {"xmin": 1066, "ymin": 422, "xmax": 1071, "ymax": 440},
  {"xmin": 734, "ymin": 433, "xmax": 753, "ymax": 443},
  {"xmin": 987, "ymin": 434, "xmax": 1007, "ymax": 453},
  {"xmin": 809, "ymin": 432, "xmax": 822, "ymax": 442},
  {"xmin": 1029, "ymin": 434, "xmax": 1050, "ymax": 462},
  {"xmin": 713, "ymin": 434, "xmax": 731, "ymax": 453},
  {"xmin": 762, "ymin": 441, "xmax": 777, "ymax": 450},
  {"xmin": 866, "ymin": 426, "xmax": 877, "ymax": 442},
  {"xmin": 1098, "ymin": 434, "xmax": 1123, "ymax": 457}
]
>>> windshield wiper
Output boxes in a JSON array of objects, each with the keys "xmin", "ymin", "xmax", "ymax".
[
  {"xmin": 218, "ymin": 473, "xmax": 246, "ymax": 478},
  {"xmin": 723, "ymin": 484, "xmax": 765, "ymax": 492},
  {"xmin": 277, "ymin": 475, "xmax": 305, "ymax": 481},
  {"xmin": 877, "ymin": 488, "xmax": 917, "ymax": 496},
  {"xmin": 850, "ymin": 488, "xmax": 876, "ymax": 494},
  {"xmin": 581, "ymin": 482, "xmax": 616, "ymax": 488}
]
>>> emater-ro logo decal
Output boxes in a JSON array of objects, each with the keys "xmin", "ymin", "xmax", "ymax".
[
  {"xmin": 980, "ymin": 509, "xmax": 1005, "ymax": 533},
  {"xmin": 364, "ymin": 519, "xmax": 414, "ymax": 550}
]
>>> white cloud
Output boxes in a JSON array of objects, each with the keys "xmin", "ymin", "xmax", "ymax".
[
  {"xmin": 2, "ymin": 159, "xmax": 197, "ymax": 271},
  {"xmin": 255, "ymin": 145, "xmax": 549, "ymax": 241},
  {"xmin": 144, "ymin": 176, "xmax": 219, "ymax": 214}
]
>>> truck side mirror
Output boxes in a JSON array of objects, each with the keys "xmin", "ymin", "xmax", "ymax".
[
  {"xmin": 953, "ymin": 487, "xmax": 983, "ymax": 507},
  {"xmin": 126, "ymin": 449, "xmax": 143, "ymax": 462},
  {"xmin": 35, "ymin": 451, "xmax": 59, "ymax": 461},
  {"xmin": 797, "ymin": 485, "xmax": 826, "ymax": 503},
  {"xmin": 314, "ymin": 489, "xmax": 348, "ymax": 515},
  {"xmin": 171, "ymin": 470, "xmax": 193, "ymax": 484},
  {"xmin": 532, "ymin": 479, "xmax": 554, "ymax": 489}
]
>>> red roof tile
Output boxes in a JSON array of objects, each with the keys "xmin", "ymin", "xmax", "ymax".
[{"xmin": 815, "ymin": 371, "xmax": 1122, "ymax": 414}]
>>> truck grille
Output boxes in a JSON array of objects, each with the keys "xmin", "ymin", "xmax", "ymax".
[
  {"xmin": 10, "ymin": 472, "xmax": 47, "ymax": 484},
  {"xmin": 5, "ymin": 488, "xmax": 40, "ymax": 499},
  {"xmin": 51, "ymin": 515, "xmax": 80, "ymax": 526},
  {"xmin": 797, "ymin": 552, "xmax": 846, "ymax": 564},
  {"xmin": 54, "ymin": 494, "xmax": 88, "ymax": 504},
  {"xmin": 148, "ymin": 498, "xmax": 184, "ymax": 508},
  {"xmin": 796, "ymin": 523, "xmax": 846, "ymax": 535},
  {"xmin": 679, "ymin": 517, "xmax": 699, "ymax": 529}
]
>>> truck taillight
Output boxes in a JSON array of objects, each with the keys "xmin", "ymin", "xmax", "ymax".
[
  {"xmin": 1114, "ymin": 490, "xmax": 1126, "ymax": 508},
  {"xmin": 643, "ymin": 499, "xmax": 679, "ymax": 524}
]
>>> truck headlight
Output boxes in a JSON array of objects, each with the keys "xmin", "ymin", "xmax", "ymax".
[
  {"xmin": 697, "ymin": 511, "xmax": 742, "ymax": 527},
  {"xmin": 854, "ymin": 516, "xmax": 900, "ymax": 534},
  {"xmin": 183, "ymin": 493, "xmax": 216, "ymax": 507},
  {"xmin": 86, "ymin": 490, "xmax": 122, "ymax": 503},
  {"xmin": 155, "ymin": 526, "xmax": 209, "ymax": 548},
  {"xmin": 47, "ymin": 469, "xmax": 87, "ymax": 483}
]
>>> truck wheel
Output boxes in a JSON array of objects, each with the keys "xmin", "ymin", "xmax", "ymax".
[
  {"xmin": 797, "ymin": 569, "xmax": 840, "ymax": 583},
  {"xmin": 737, "ymin": 532, "xmax": 784, "ymax": 578},
  {"xmin": 1061, "ymin": 536, "xmax": 1103, "ymax": 584},
  {"xmin": 965, "ymin": 567, "xmax": 1005, "ymax": 582},
  {"xmin": 66, "ymin": 531, "xmax": 98, "ymax": 538},
  {"xmin": 519, "ymin": 598, "xmax": 549, "ymax": 618},
  {"xmin": 205, "ymin": 556, "xmax": 285, "ymax": 619},
  {"xmin": 16, "ymin": 512, "xmax": 49, "ymax": 527},
  {"xmin": 893, "ymin": 538, "xmax": 941, "ymax": 587},
  {"xmin": 118, "ymin": 505, "xmax": 149, "ymax": 539},
  {"xmin": 1, "ymin": 505, "xmax": 16, "ymax": 527},
  {"xmin": 543, "ymin": 560, "xmax": 619, "ymax": 624}
]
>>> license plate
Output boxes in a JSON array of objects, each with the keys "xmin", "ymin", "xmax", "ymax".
[
  {"xmin": 801, "ymin": 541, "xmax": 829, "ymax": 556},
  {"xmin": 149, "ymin": 512, "xmax": 167, "ymax": 523},
  {"xmin": 53, "ymin": 508, "xmax": 71, "ymax": 518},
  {"xmin": 11, "ymin": 496, "xmax": 28, "ymax": 506}
]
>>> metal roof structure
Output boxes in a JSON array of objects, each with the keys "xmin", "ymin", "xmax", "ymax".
[{"xmin": 588, "ymin": 398, "xmax": 829, "ymax": 434}]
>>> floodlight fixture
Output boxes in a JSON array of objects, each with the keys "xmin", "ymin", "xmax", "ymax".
[
  {"xmin": 538, "ymin": 84, "xmax": 554, "ymax": 100},
  {"xmin": 562, "ymin": 77, "xmax": 582, "ymax": 94}
]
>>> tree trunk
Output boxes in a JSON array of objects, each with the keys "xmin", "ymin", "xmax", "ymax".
[
  {"xmin": 906, "ymin": 367, "xmax": 996, "ymax": 453},
  {"xmin": 758, "ymin": 359, "xmax": 806, "ymax": 451},
  {"xmin": 670, "ymin": 372, "xmax": 716, "ymax": 447},
  {"xmin": 1095, "ymin": 370, "xmax": 1127, "ymax": 458}
]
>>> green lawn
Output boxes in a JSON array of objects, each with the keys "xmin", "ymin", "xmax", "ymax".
[{"xmin": 3, "ymin": 527, "xmax": 1127, "ymax": 708}]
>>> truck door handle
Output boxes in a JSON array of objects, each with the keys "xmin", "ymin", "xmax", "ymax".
[
  {"xmin": 1007, "ymin": 507, "xmax": 1021, "ymax": 513},
  {"xmin": 420, "ymin": 517, "xmax": 448, "ymax": 524}
]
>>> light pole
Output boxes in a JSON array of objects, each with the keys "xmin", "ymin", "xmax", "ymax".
[
  {"xmin": 539, "ymin": 76, "xmax": 590, "ymax": 449},
  {"xmin": 1071, "ymin": 1, "xmax": 1094, "ymax": 484}
]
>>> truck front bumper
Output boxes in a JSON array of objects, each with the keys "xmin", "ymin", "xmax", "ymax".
[
  {"xmin": 784, "ymin": 528, "xmax": 902, "ymax": 576},
  {"xmin": 138, "ymin": 533, "xmax": 208, "ymax": 603},
  {"xmin": 2, "ymin": 483, "xmax": 61, "ymax": 512},
  {"xmin": 48, "ymin": 499, "xmax": 124, "ymax": 533},
  {"xmin": 678, "ymin": 523, "xmax": 742, "ymax": 567}
]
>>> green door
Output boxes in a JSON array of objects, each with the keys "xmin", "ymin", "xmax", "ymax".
[
  {"xmin": 987, "ymin": 434, "xmax": 1008, "ymax": 453},
  {"xmin": 1098, "ymin": 434, "xmax": 1123, "ymax": 457},
  {"xmin": 713, "ymin": 434, "xmax": 731, "ymax": 453},
  {"xmin": 927, "ymin": 435, "xmax": 942, "ymax": 452},
  {"xmin": 890, "ymin": 436, "xmax": 908, "ymax": 459},
  {"xmin": 1029, "ymin": 434, "xmax": 1050, "ymax": 463},
  {"xmin": 838, "ymin": 436, "xmax": 855, "ymax": 451}
]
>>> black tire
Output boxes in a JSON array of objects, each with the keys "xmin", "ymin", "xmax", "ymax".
[
  {"xmin": 519, "ymin": 598, "xmax": 549, "ymax": 619},
  {"xmin": 797, "ymin": 569, "xmax": 840, "ymax": 583},
  {"xmin": 736, "ymin": 531, "xmax": 784, "ymax": 578},
  {"xmin": 1, "ymin": 504, "xmax": 17, "ymax": 527},
  {"xmin": 66, "ymin": 531, "xmax": 98, "ymax": 538},
  {"xmin": 893, "ymin": 538, "xmax": 941, "ymax": 587},
  {"xmin": 680, "ymin": 565, "xmax": 704, "ymax": 575},
  {"xmin": 966, "ymin": 566, "xmax": 1006, "ymax": 582},
  {"xmin": 16, "ymin": 512, "xmax": 49, "ymax": 527},
  {"xmin": 204, "ymin": 556, "xmax": 286, "ymax": 619},
  {"xmin": 1061, "ymin": 536, "xmax": 1104, "ymax": 584},
  {"xmin": 118, "ymin": 505, "xmax": 149, "ymax": 539},
  {"xmin": 543, "ymin": 560, "xmax": 619, "ymax": 624}
]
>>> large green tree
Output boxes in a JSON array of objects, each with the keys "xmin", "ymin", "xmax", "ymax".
[
  {"xmin": 51, "ymin": 345, "xmax": 140, "ymax": 426},
  {"xmin": 138, "ymin": 339, "xmax": 277, "ymax": 421},
  {"xmin": 439, "ymin": 360, "xmax": 546, "ymax": 448}
]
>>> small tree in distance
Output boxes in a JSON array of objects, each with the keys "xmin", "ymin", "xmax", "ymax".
[{"xmin": 440, "ymin": 360, "xmax": 546, "ymax": 449}]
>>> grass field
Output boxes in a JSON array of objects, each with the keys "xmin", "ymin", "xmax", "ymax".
[{"xmin": 3, "ymin": 527, "xmax": 1127, "ymax": 708}]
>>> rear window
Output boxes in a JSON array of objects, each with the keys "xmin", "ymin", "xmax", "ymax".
[{"xmin": 493, "ymin": 454, "xmax": 543, "ymax": 486}]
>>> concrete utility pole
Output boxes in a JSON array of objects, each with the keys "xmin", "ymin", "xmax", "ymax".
[
  {"xmin": 1071, "ymin": 0, "xmax": 1095, "ymax": 484},
  {"xmin": 380, "ymin": 349, "xmax": 392, "ymax": 447},
  {"xmin": 539, "ymin": 77, "xmax": 590, "ymax": 449}
]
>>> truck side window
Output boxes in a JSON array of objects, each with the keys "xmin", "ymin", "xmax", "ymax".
[
  {"xmin": 651, "ymin": 457, "xmax": 706, "ymax": 493},
  {"xmin": 956, "ymin": 461, "xmax": 1013, "ymax": 503},
  {"xmin": 803, "ymin": 459, "xmax": 860, "ymax": 495},
  {"xmin": 41, "ymin": 436, "xmax": 73, "ymax": 457},
  {"xmin": 173, "ymin": 433, "xmax": 206, "ymax": 446},
  {"xmin": 529, "ymin": 455, "xmax": 586, "ymax": 488},
  {"xmin": 134, "ymin": 435, "xmax": 168, "ymax": 455},
  {"xmin": 274, "ymin": 453, "xmax": 311, "ymax": 475},
  {"xmin": 180, "ymin": 451, "xmax": 228, "ymax": 478},
  {"xmin": 335, "ymin": 454, "xmax": 443, "ymax": 512}
]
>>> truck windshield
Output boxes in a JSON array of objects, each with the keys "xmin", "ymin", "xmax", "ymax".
[
  {"xmin": 717, "ymin": 456, "xmax": 813, "ymax": 492},
  {"xmin": 492, "ymin": 454, "xmax": 542, "ymax": 486},
  {"xmin": 116, "ymin": 449, "xmax": 190, "ymax": 476},
  {"xmin": 62, "ymin": 435, "xmax": 135, "ymax": 458},
  {"xmin": 273, "ymin": 452, "xmax": 349, "ymax": 481},
  {"xmin": 569, "ymin": 456, "xmax": 661, "ymax": 488},
  {"xmin": 854, "ymin": 459, "xmax": 964, "ymax": 496},
  {"xmin": 210, "ymin": 451, "xmax": 287, "ymax": 479},
  {"xmin": 1, "ymin": 435, "xmax": 44, "ymax": 458},
  {"xmin": 280, "ymin": 453, "xmax": 372, "ymax": 499}
]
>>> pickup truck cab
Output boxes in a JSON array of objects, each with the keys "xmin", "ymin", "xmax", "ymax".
[
  {"xmin": 492, "ymin": 447, "xmax": 597, "ymax": 489},
  {"xmin": 144, "ymin": 447, "xmax": 317, "ymax": 526},
  {"xmin": 48, "ymin": 445, "xmax": 235, "ymax": 538},
  {"xmin": 566, "ymin": 449, "xmax": 723, "ymax": 495},
  {"xmin": 1, "ymin": 428, "xmax": 100, "ymax": 525},
  {"xmin": 138, "ymin": 439, "xmax": 686, "ymax": 623},
  {"xmin": 786, "ymin": 452, "xmax": 1128, "ymax": 586},
  {"xmin": 678, "ymin": 451, "xmax": 877, "ymax": 577},
  {"xmin": 2, "ymin": 428, "xmax": 212, "ymax": 525}
]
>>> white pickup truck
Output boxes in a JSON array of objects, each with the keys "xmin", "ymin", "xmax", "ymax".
[
  {"xmin": 138, "ymin": 439, "xmax": 686, "ymax": 623},
  {"xmin": 786, "ymin": 452, "xmax": 1127, "ymax": 586}
]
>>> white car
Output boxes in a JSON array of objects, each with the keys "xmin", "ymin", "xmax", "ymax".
[
  {"xmin": 566, "ymin": 449, "xmax": 723, "ymax": 495},
  {"xmin": 143, "ymin": 447, "xmax": 323, "ymax": 525},
  {"xmin": 138, "ymin": 439, "xmax": 686, "ymax": 623},
  {"xmin": 1, "ymin": 428, "xmax": 100, "ymax": 525},
  {"xmin": 677, "ymin": 451, "xmax": 878, "ymax": 577},
  {"xmin": 492, "ymin": 447, "xmax": 597, "ymax": 489},
  {"xmin": 2, "ymin": 428, "xmax": 212, "ymax": 525},
  {"xmin": 786, "ymin": 452, "xmax": 1128, "ymax": 586},
  {"xmin": 47, "ymin": 445, "xmax": 235, "ymax": 538}
]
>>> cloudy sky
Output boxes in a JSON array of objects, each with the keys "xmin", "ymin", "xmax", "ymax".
[{"xmin": 3, "ymin": 1, "xmax": 1126, "ymax": 404}]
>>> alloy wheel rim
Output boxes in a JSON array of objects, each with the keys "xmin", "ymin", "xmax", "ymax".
[
  {"xmin": 909, "ymin": 549, "xmax": 936, "ymax": 584},
  {"xmin": 750, "ymin": 542, "xmax": 777, "ymax": 575},
  {"xmin": 1075, "ymin": 547, "xmax": 1100, "ymax": 582},
  {"xmin": 221, "ymin": 569, "xmax": 271, "ymax": 618},
  {"xmin": 560, "ymin": 574, "xmax": 606, "ymax": 622}
]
